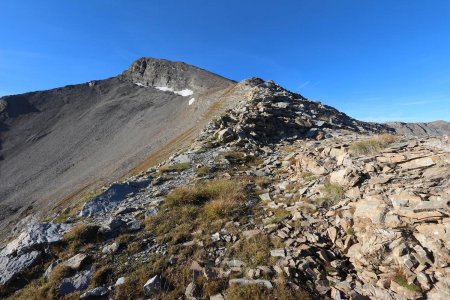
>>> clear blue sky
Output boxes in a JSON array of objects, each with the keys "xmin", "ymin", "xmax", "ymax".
[{"xmin": 1, "ymin": 0, "xmax": 449, "ymax": 122}]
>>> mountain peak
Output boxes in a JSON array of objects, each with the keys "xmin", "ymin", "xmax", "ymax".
[{"xmin": 122, "ymin": 57, "xmax": 233, "ymax": 92}]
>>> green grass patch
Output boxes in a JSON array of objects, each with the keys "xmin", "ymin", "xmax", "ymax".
[
  {"xmin": 320, "ymin": 182, "xmax": 344, "ymax": 206},
  {"xmin": 393, "ymin": 275, "xmax": 421, "ymax": 293},
  {"xmin": 146, "ymin": 179, "xmax": 248, "ymax": 244}
]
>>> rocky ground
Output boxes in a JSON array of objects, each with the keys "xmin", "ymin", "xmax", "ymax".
[{"xmin": 1, "ymin": 79, "xmax": 449, "ymax": 300}]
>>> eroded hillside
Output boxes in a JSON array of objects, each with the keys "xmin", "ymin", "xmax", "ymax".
[{"xmin": 0, "ymin": 58, "xmax": 235, "ymax": 239}]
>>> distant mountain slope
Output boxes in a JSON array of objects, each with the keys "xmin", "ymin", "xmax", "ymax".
[
  {"xmin": 387, "ymin": 120, "xmax": 450, "ymax": 136},
  {"xmin": 0, "ymin": 58, "xmax": 234, "ymax": 236}
]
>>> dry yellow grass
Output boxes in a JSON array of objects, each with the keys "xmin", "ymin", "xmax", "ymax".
[{"xmin": 350, "ymin": 134, "xmax": 399, "ymax": 155}]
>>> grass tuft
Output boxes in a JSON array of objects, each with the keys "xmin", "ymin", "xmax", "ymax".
[
  {"xmin": 350, "ymin": 134, "xmax": 399, "ymax": 155},
  {"xmin": 320, "ymin": 182, "xmax": 344, "ymax": 206},
  {"xmin": 159, "ymin": 163, "xmax": 191, "ymax": 174}
]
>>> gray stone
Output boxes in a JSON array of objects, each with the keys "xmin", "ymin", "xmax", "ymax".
[
  {"xmin": 270, "ymin": 249, "xmax": 286, "ymax": 257},
  {"xmin": 2, "ymin": 223, "xmax": 71, "ymax": 256},
  {"xmin": 258, "ymin": 193, "xmax": 271, "ymax": 202},
  {"xmin": 80, "ymin": 286, "xmax": 109, "ymax": 299},
  {"xmin": 216, "ymin": 128, "xmax": 235, "ymax": 143},
  {"xmin": 80, "ymin": 180, "xmax": 150, "ymax": 217},
  {"xmin": 229, "ymin": 278, "xmax": 273, "ymax": 289},
  {"xmin": 143, "ymin": 275, "xmax": 161, "ymax": 297},
  {"xmin": 210, "ymin": 294, "xmax": 225, "ymax": 300},
  {"xmin": 59, "ymin": 270, "xmax": 92, "ymax": 296},
  {"xmin": 0, "ymin": 251, "xmax": 41, "ymax": 285},
  {"xmin": 44, "ymin": 259, "xmax": 61, "ymax": 278},
  {"xmin": 115, "ymin": 277, "xmax": 125, "ymax": 286},
  {"xmin": 102, "ymin": 242, "xmax": 119, "ymax": 254},
  {"xmin": 64, "ymin": 253, "xmax": 88, "ymax": 270},
  {"xmin": 185, "ymin": 281, "xmax": 198, "ymax": 299},
  {"xmin": 174, "ymin": 154, "xmax": 191, "ymax": 164},
  {"xmin": 226, "ymin": 259, "xmax": 245, "ymax": 268}
]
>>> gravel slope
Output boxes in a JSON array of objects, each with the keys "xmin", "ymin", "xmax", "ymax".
[{"xmin": 0, "ymin": 58, "xmax": 235, "ymax": 237}]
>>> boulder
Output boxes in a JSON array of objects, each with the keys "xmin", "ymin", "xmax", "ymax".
[
  {"xmin": 64, "ymin": 254, "xmax": 88, "ymax": 270},
  {"xmin": 216, "ymin": 128, "xmax": 236, "ymax": 143},
  {"xmin": 59, "ymin": 270, "xmax": 92, "ymax": 296},
  {"xmin": 0, "ymin": 251, "xmax": 41, "ymax": 285},
  {"xmin": 353, "ymin": 196, "xmax": 387, "ymax": 224},
  {"xmin": 80, "ymin": 179, "xmax": 150, "ymax": 217},
  {"xmin": 1, "ymin": 223, "xmax": 71, "ymax": 256},
  {"xmin": 143, "ymin": 275, "xmax": 162, "ymax": 297}
]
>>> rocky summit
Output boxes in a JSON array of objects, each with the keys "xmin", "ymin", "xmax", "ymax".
[{"xmin": 0, "ymin": 58, "xmax": 450, "ymax": 300}]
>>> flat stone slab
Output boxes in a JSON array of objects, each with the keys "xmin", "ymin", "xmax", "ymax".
[
  {"xmin": 229, "ymin": 278, "xmax": 273, "ymax": 289},
  {"xmin": 80, "ymin": 179, "xmax": 150, "ymax": 217},
  {"xmin": 1, "ymin": 223, "xmax": 71, "ymax": 256}
]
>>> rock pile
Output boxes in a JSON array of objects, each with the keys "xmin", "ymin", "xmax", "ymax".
[{"xmin": 209, "ymin": 78, "xmax": 390, "ymax": 145}]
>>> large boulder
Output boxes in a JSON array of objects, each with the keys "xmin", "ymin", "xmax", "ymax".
[
  {"xmin": 80, "ymin": 179, "xmax": 150, "ymax": 217},
  {"xmin": 1, "ymin": 223, "xmax": 71, "ymax": 256},
  {"xmin": 0, "ymin": 251, "xmax": 41, "ymax": 285}
]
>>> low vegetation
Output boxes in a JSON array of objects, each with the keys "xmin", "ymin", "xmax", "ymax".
[
  {"xmin": 225, "ymin": 280, "xmax": 311, "ymax": 300},
  {"xmin": 146, "ymin": 179, "xmax": 248, "ymax": 245},
  {"xmin": 158, "ymin": 162, "xmax": 191, "ymax": 174},
  {"xmin": 233, "ymin": 234, "xmax": 271, "ymax": 268},
  {"xmin": 393, "ymin": 274, "xmax": 422, "ymax": 293},
  {"xmin": 195, "ymin": 166, "xmax": 211, "ymax": 176},
  {"xmin": 63, "ymin": 224, "xmax": 101, "ymax": 254},
  {"xmin": 349, "ymin": 134, "xmax": 399, "ymax": 155},
  {"xmin": 217, "ymin": 151, "xmax": 263, "ymax": 166},
  {"xmin": 320, "ymin": 182, "xmax": 344, "ymax": 207}
]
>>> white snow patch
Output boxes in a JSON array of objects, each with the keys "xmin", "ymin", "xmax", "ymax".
[
  {"xmin": 188, "ymin": 98, "xmax": 195, "ymax": 105},
  {"xmin": 135, "ymin": 82, "xmax": 146, "ymax": 87},
  {"xmin": 155, "ymin": 86, "xmax": 193, "ymax": 97},
  {"xmin": 176, "ymin": 89, "xmax": 194, "ymax": 97},
  {"xmin": 155, "ymin": 86, "xmax": 174, "ymax": 93}
]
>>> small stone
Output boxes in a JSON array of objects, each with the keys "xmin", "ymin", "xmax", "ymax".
[
  {"xmin": 226, "ymin": 259, "xmax": 245, "ymax": 268},
  {"xmin": 80, "ymin": 286, "xmax": 109, "ymax": 299},
  {"xmin": 143, "ymin": 275, "xmax": 162, "ymax": 297},
  {"xmin": 59, "ymin": 270, "xmax": 92, "ymax": 296},
  {"xmin": 64, "ymin": 254, "xmax": 88, "ymax": 270},
  {"xmin": 102, "ymin": 242, "xmax": 120, "ymax": 254},
  {"xmin": 185, "ymin": 282, "xmax": 198, "ymax": 300},
  {"xmin": 270, "ymin": 249, "xmax": 286, "ymax": 257},
  {"xmin": 327, "ymin": 227, "xmax": 337, "ymax": 243},
  {"xmin": 115, "ymin": 277, "xmax": 125, "ymax": 286},
  {"xmin": 229, "ymin": 278, "xmax": 273, "ymax": 289},
  {"xmin": 259, "ymin": 193, "xmax": 271, "ymax": 202}
]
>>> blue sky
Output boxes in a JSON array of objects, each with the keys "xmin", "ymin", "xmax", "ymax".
[{"xmin": 1, "ymin": 0, "xmax": 449, "ymax": 122}]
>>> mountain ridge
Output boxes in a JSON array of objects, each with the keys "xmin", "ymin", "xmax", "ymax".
[
  {"xmin": 0, "ymin": 58, "xmax": 449, "ymax": 299},
  {"xmin": 0, "ymin": 57, "xmax": 449, "ymax": 240}
]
